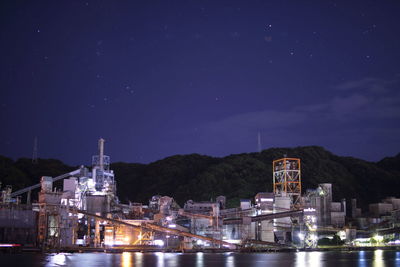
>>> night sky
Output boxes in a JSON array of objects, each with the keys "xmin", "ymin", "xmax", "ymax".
[{"xmin": 1, "ymin": 1, "xmax": 400, "ymax": 165}]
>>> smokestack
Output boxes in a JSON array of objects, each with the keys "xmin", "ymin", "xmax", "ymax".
[
  {"xmin": 98, "ymin": 138, "xmax": 105, "ymax": 170},
  {"xmin": 351, "ymin": 199, "xmax": 357, "ymax": 219}
]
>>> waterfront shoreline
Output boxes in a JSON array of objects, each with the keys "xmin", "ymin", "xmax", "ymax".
[{"xmin": 2, "ymin": 245, "xmax": 400, "ymax": 254}]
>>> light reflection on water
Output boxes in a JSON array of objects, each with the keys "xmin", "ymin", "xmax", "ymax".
[
  {"xmin": 373, "ymin": 250, "xmax": 385, "ymax": 267},
  {"xmin": 155, "ymin": 252, "xmax": 164, "ymax": 267},
  {"xmin": 196, "ymin": 252, "xmax": 203, "ymax": 267},
  {"xmin": 46, "ymin": 253, "xmax": 67, "ymax": 266},
  {"xmin": 134, "ymin": 252, "xmax": 143, "ymax": 266},
  {"xmin": 295, "ymin": 251, "xmax": 322, "ymax": 267},
  {"xmin": 225, "ymin": 253, "xmax": 235, "ymax": 267},
  {"xmin": 30, "ymin": 250, "xmax": 400, "ymax": 267},
  {"xmin": 121, "ymin": 252, "xmax": 131, "ymax": 267},
  {"xmin": 359, "ymin": 250, "xmax": 367, "ymax": 267}
]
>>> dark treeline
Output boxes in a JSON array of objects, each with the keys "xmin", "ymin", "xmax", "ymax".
[{"xmin": 1, "ymin": 146, "xmax": 399, "ymax": 209}]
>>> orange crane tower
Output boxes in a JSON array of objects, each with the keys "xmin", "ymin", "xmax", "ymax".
[{"xmin": 272, "ymin": 158, "xmax": 301, "ymax": 208}]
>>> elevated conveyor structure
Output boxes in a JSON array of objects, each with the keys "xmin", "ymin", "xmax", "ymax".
[
  {"xmin": 73, "ymin": 209, "xmax": 238, "ymax": 249},
  {"xmin": 376, "ymin": 227, "xmax": 400, "ymax": 236},
  {"xmin": 178, "ymin": 210, "xmax": 214, "ymax": 220},
  {"xmin": 223, "ymin": 209, "xmax": 304, "ymax": 225},
  {"xmin": 10, "ymin": 168, "xmax": 84, "ymax": 198}
]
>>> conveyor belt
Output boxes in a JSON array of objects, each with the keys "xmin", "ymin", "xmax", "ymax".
[
  {"xmin": 73, "ymin": 209, "xmax": 238, "ymax": 249},
  {"xmin": 223, "ymin": 209, "xmax": 304, "ymax": 225},
  {"xmin": 10, "ymin": 168, "xmax": 83, "ymax": 197}
]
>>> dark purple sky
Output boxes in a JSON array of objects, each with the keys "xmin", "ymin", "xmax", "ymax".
[{"xmin": 1, "ymin": 1, "xmax": 400, "ymax": 165}]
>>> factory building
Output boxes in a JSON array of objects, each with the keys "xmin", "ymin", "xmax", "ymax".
[
  {"xmin": 369, "ymin": 197, "xmax": 400, "ymax": 217},
  {"xmin": 302, "ymin": 184, "xmax": 346, "ymax": 228},
  {"xmin": 2, "ymin": 148, "xmax": 399, "ymax": 251},
  {"xmin": 348, "ymin": 196, "xmax": 400, "ymax": 231},
  {"xmin": 0, "ymin": 153, "xmax": 341, "ymax": 250},
  {"xmin": 0, "ymin": 203, "xmax": 37, "ymax": 245}
]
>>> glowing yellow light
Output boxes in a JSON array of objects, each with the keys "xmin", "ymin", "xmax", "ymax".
[
  {"xmin": 374, "ymin": 235, "xmax": 383, "ymax": 243},
  {"xmin": 122, "ymin": 252, "xmax": 132, "ymax": 267}
]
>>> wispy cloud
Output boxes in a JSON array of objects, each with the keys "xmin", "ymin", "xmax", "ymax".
[
  {"xmin": 330, "ymin": 94, "xmax": 370, "ymax": 114},
  {"xmin": 334, "ymin": 76, "xmax": 399, "ymax": 94},
  {"xmin": 170, "ymin": 75, "xmax": 400, "ymax": 160},
  {"xmin": 205, "ymin": 110, "xmax": 307, "ymax": 134},
  {"xmin": 197, "ymin": 75, "xmax": 400, "ymax": 139},
  {"xmin": 335, "ymin": 77, "xmax": 380, "ymax": 90}
]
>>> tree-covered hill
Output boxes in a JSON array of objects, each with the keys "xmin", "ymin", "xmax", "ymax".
[{"xmin": 1, "ymin": 146, "xmax": 399, "ymax": 209}]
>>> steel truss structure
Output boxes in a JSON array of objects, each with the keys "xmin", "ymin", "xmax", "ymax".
[{"xmin": 273, "ymin": 158, "xmax": 301, "ymax": 208}]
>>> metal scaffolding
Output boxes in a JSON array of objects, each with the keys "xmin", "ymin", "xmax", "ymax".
[{"xmin": 273, "ymin": 158, "xmax": 301, "ymax": 208}]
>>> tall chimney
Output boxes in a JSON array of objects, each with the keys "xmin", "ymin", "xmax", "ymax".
[{"xmin": 98, "ymin": 138, "xmax": 105, "ymax": 170}]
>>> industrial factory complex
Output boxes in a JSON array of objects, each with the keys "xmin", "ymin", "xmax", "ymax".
[{"xmin": 0, "ymin": 139, "xmax": 399, "ymax": 252}]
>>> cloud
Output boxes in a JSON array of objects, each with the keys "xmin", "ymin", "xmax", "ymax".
[
  {"xmin": 330, "ymin": 94, "xmax": 370, "ymax": 114},
  {"xmin": 334, "ymin": 76, "xmax": 399, "ymax": 94},
  {"xmin": 169, "ymin": 75, "xmax": 400, "ymax": 160},
  {"xmin": 334, "ymin": 77, "xmax": 379, "ymax": 90},
  {"xmin": 205, "ymin": 110, "xmax": 307, "ymax": 134},
  {"xmin": 328, "ymin": 76, "xmax": 400, "ymax": 119},
  {"xmin": 199, "ymin": 75, "xmax": 400, "ymax": 136}
]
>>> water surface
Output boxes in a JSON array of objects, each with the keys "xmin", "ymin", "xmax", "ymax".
[{"xmin": 1, "ymin": 250, "xmax": 400, "ymax": 267}]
